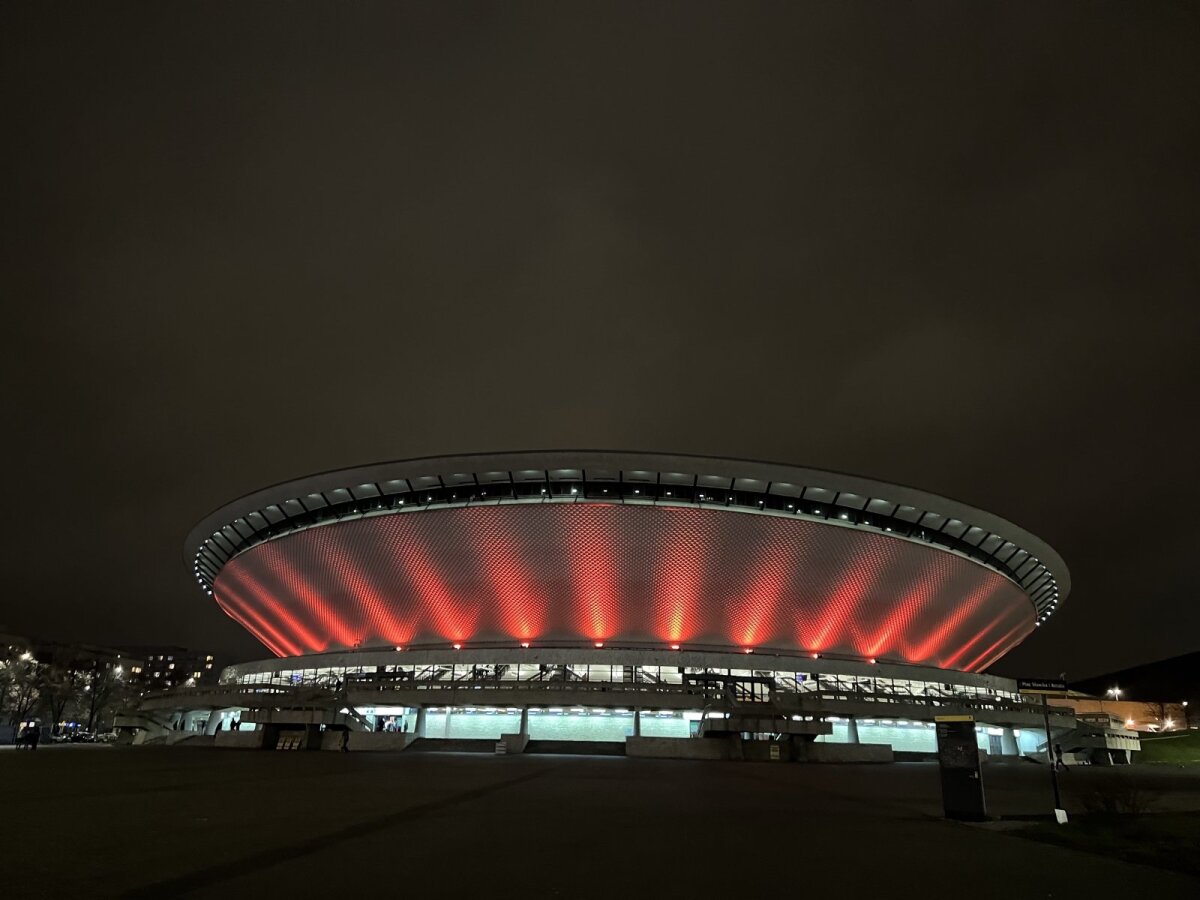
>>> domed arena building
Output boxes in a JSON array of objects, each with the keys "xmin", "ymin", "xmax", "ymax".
[{"xmin": 133, "ymin": 452, "xmax": 1090, "ymax": 760}]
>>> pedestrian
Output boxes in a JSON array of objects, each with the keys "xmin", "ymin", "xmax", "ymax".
[
  {"xmin": 341, "ymin": 729, "xmax": 350, "ymax": 753},
  {"xmin": 1054, "ymin": 743, "xmax": 1067, "ymax": 772},
  {"xmin": 29, "ymin": 726, "xmax": 39, "ymax": 751}
]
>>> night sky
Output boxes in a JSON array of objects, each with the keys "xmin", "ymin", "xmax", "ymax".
[{"xmin": 4, "ymin": 3, "xmax": 1198, "ymax": 680}]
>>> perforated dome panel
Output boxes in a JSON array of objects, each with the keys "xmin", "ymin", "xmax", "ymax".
[{"xmin": 213, "ymin": 503, "xmax": 1034, "ymax": 672}]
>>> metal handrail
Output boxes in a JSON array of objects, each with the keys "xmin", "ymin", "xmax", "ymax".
[{"xmin": 140, "ymin": 678, "xmax": 1078, "ymax": 722}]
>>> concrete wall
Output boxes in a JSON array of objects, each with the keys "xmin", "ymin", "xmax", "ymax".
[
  {"xmin": 805, "ymin": 742, "xmax": 893, "ymax": 763},
  {"xmin": 407, "ymin": 738, "xmax": 497, "ymax": 753},
  {"xmin": 626, "ymin": 736, "xmax": 732, "ymax": 761},
  {"xmin": 496, "ymin": 733, "xmax": 529, "ymax": 754},
  {"xmin": 525, "ymin": 740, "xmax": 625, "ymax": 756},
  {"xmin": 214, "ymin": 730, "xmax": 265, "ymax": 750},
  {"xmin": 319, "ymin": 731, "xmax": 415, "ymax": 752},
  {"xmin": 169, "ymin": 734, "xmax": 215, "ymax": 749}
]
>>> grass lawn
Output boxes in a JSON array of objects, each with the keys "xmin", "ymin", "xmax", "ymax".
[
  {"xmin": 1016, "ymin": 812, "xmax": 1200, "ymax": 877},
  {"xmin": 1138, "ymin": 730, "xmax": 1200, "ymax": 765}
]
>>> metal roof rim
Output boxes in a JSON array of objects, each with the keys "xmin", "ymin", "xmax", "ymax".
[{"xmin": 183, "ymin": 449, "xmax": 1070, "ymax": 599}]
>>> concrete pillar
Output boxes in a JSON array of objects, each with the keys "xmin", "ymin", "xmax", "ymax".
[
  {"xmin": 204, "ymin": 709, "xmax": 227, "ymax": 736},
  {"xmin": 415, "ymin": 706, "xmax": 427, "ymax": 738},
  {"xmin": 846, "ymin": 715, "xmax": 860, "ymax": 745},
  {"xmin": 633, "ymin": 708, "xmax": 642, "ymax": 737},
  {"xmin": 1001, "ymin": 727, "xmax": 1019, "ymax": 756},
  {"xmin": 519, "ymin": 706, "xmax": 530, "ymax": 737}
]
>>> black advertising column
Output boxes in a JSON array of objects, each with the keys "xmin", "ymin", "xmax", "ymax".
[{"xmin": 935, "ymin": 715, "xmax": 987, "ymax": 821}]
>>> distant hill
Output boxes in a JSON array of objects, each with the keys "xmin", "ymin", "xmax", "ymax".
[{"xmin": 1071, "ymin": 650, "xmax": 1199, "ymax": 702}]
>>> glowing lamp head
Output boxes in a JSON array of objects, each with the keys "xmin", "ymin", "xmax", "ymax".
[
  {"xmin": 394, "ymin": 646, "xmax": 403, "ymax": 652},
  {"xmin": 869, "ymin": 658, "xmax": 877, "ymax": 664},
  {"xmin": 594, "ymin": 642, "xmax": 604, "ymax": 648},
  {"xmin": 744, "ymin": 648, "xmax": 754, "ymax": 654},
  {"xmin": 670, "ymin": 644, "xmax": 681, "ymax": 651},
  {"xmin": 452, "ymin": 643, "xmax": 462, "ymax": 650},
  {"xmin": 520, "ymin": 641, "xmax": 530, "ymax": 649},
  {"xmin": 811, "ymin": 653, "xmax": 821, "ymax": 659}
]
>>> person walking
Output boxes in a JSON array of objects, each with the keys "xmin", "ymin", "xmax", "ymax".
[
  {"xmin": 1054, "ymin": 743, "xmax": 1067, "ymax": 772},
  {"xmin": 340, "ymin": 729, "xmax": 350, "ymax": 753}
]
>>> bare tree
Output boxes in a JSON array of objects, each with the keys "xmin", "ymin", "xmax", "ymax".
[
  {"xmin": 81, "ymin": 664, "xmax": 129, "ymax": 733},
  {"xmin": 2, "ymin": 650, "xmax": 41, "ymax": 728},
  {"xmin": 1143, "ymin": 701, "xmax": 1167, "ymax": 729},
  {"xmin": 40, "ymin": 664, "xmax": 83, "ymax": 735}
]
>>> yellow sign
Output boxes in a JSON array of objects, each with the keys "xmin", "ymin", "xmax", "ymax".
[{"xmin": 934, "ymin": 715, "xmax": 975, "ymax": 722}]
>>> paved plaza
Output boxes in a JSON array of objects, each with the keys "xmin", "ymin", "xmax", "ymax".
[{"xmin": 2, "ymin": 746, "xmax": 1198, "ymax": 897}]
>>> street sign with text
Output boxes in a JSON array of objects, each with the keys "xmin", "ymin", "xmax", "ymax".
[{"xmin": 1016, "ymin": 678, "xmax": 1067, "ymax": 693}]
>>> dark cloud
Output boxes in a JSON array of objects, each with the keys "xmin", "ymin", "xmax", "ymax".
[{"xmin": 3, "ymin": 2, "xmax": 1198, "ymax": 678}]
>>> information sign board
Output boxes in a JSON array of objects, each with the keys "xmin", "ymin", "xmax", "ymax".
[{"xmin": 934, "ymin": 715, "xmax": 987, "ymax": 821}]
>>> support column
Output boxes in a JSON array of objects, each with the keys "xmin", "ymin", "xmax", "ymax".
[
  {"xmin": 519, "ymin": 706, "xmax": 530, "ymax": 738},
  {"xmin": 1001, "ymin": 727, "xmax": 1019, "ymax": 756},
  {"xmin": 633, "ymin": 708, "xmax": 642, "ymax": 737},
  {"xmin": 846, "ymin": 715, "xmax": 860, "ymax": 745},
  {"xmin": 415, "ymin": 706, "xmax": 427, "ymax": 738},
  {"xmin": 204, "ymin": 709, "xmax": 228, "ymax": 736}
]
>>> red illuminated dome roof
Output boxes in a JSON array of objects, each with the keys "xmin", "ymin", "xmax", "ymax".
[{"xmin": 187, "ymin": 452, "xmax": 1069, "ymax": 673}]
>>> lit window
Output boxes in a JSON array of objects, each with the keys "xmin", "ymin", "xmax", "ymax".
[{"xmin": 168, "ymin": 663, "xmax": 175, "ymax": 669}]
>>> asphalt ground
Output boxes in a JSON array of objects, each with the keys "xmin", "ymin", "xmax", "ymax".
[{"xmin": 2, "ymin": 746, "xmax": 1197, "ymax": 898}]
